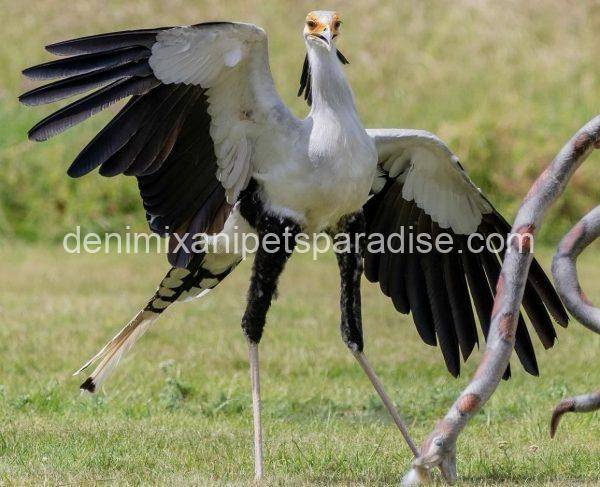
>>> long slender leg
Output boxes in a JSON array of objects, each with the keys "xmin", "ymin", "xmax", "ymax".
[
  {"xmin": 248, "ymin": 340, "xmax": 263, "ymax": 479},
  {"xmin": 333, "ymin": 212, "xmax": 418, "ymax": 457},
  {"xmin": 241, "ymin": 213, "xmax": 299, "ymax": 479},
  {"xmin": 353, "ymin": 352, "xmax": 419, "ymax": 456}
]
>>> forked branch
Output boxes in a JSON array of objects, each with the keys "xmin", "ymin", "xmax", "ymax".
[
  {"xmin": 403, "ymin": 115, "xmax": 600, "ymax": 485},
  {"xmin": 552, "ymin": 205, "xmax": 600, "ymax": 335},
  {"xmin": 549, "ymin": 205, "xmax": 600, "ymax": 438}
]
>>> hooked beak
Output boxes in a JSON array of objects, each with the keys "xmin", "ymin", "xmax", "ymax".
[{"xmin": 308, "ymin": 29, "xmax": 333, "ymax": 50}]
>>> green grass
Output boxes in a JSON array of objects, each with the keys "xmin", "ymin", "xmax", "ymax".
[
  {"xmin": 0, "ymin": 0, "xmax": 599, "ymax": 242},
  {"xmin": 0, "ymin": 0, "xmax": 599, "ymax": 484},
  {"xmin": 0, "ymin": 245, "xmax": 598, "ymax": 485}
]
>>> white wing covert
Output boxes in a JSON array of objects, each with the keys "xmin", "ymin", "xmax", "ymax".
[
  {"xmin": 368, "ymin": 129, "xmax": 492, "ymax": 234},
  {"xmin": 149, "ymin": 23, "xmax": 286, "ymax": 202}
]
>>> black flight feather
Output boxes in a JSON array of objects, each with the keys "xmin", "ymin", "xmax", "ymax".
[
  {"xmin": 476, "ymin": 251, "xmax": 512, "ymax": 380},
  {"xmin": 377, "ymin": 185, "xmax": 406, "ymax": 297},
  {"xmin": 483, "ymin": 210, "xmax": 568, "ymax": 326},
  {"xmin": 480, "ymin": 219, "xmax": 558, "ymax": 348},
  {"xmin": 388, "ymin": 197, "xmax": 412, "ymax": 314},
  {"xmin": 69, "ymin": 86, "xmax": 171, "ymax": 177},
  {"xmin": 459, "ymin": 240, "xmax": 494, "ymax": 339},
  {"xmin": 22, "ymin": 24, "xmax": 227, "ymax": 244},
  {"xmin": 167, "ymin": 185, "xmax": 227, "ymax": 268},
  {"xmin": 138, "ymin": 120, "xmax": 186, "ymax": 176},
  {"xmin": 120, "ymin": 86, "xmax": 193, "ymax": 175},
  {"xmin": 478, "ymin": 244, "xmax": 539, "ymax": 375},
  {"xmin": 404, "ymin": 206, "xmax": 437, "ymax": 347},
  {"xmin": 138, "ymin": 94, "xmax": 218, "ymax": 234},
  {"xmin": 363, "ymin": 179, "xmax": 395, "ymax": 282},
  {"xmin": 22, "ymin": 46, "xmax": 151, "ymax": 80},
  {"xmin": 515, "ymin": 315, "xmax": 540, "ymax": 376},
  {"xmin": 20, "ymin": 62, "xmax": 152, "ymax": 106},
  {"xmin": 140, "ymin": 142, "xmax": 212, "ymax": 206},
  {"xmin": 418, "ymin": 214, "xmax": 460, "ymax": 376},
  {"xmin": 442, "ymin": 250, "xmax": 478, "ymax": 361},
  {"xmin": 28, "ymin": 76, "xmax": 160, "ymax": 142},
  {"xmin": 521, "ymin": 281, "xmax": 557, "ymax": 349},
  {"xmin": 45, "ymin": 28, "xmax": 167, "ymax": 56},
  {"xmin": 137, "ymin": 116, "xmax": 211, "ymax": 198},
  {"xmin": 149, "ymin": 175, "xmax": 219, "ymax": 231}
]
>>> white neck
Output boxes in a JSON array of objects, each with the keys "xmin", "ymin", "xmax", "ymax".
[{"xmin": 306, "ymin": 45, "xmax": 357, "ymax": 116}]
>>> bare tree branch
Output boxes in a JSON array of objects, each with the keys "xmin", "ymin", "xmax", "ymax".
[
  {"xmin": 402, "ymin": 115, "xmax": 600, "ymax": 485},
  {"xmin": 550, "ymin": 390, "xmax": 600, "ymax": 438},
  {"xmin": 549, "ymin": 205, "xmax": 600, "ymax": 438},
  {"xmin": 552, "ymin": 205, "xmax": 600, "ymax": 334}
]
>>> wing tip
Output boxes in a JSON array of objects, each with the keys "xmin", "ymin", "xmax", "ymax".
[
  {"xmin": 555, "ymin": 310, "xmax": 570, "ymax": 328},
  {"xmin": 67, "ymin": 161, "xmax": 92, "ymax": 178},
  {"xmin": 27, "ymin": 127, "xmax": 47, "ymax": 142},
  {"xmin": 521, "ymin": 360, "xmax": 540, "ymax": 377},
  {"xmin": 22, "ymin": 66, "xmax": 44, "ymax": 80},
  {"xmin": 45, "ymin": 41, "xmax": 79, "ymax": 56},
  {"xmin": 19, "ymin": 93, "xmax": 36, "ymax": 107},
  {"xmin": 19, "ymin": 88, "xmax": 51, "ymax": 107},
  {"xmin": 447, "ymin": 364, "xmax": 460, "ymax": 378},
  {"xmin": 541, "ymin": 334, "xmax": 557, "ymax": 350},
  {"xmin": 45, "ymin": 44, "xmax": 65, "ymax": 56}
]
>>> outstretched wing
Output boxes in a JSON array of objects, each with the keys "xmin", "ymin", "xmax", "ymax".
[
  {"xmin": 364, "ymin": 129, "xmax": 568, "ymax": 377},
  {"xmin": 21, "ymin": 22, "xmax": 295, "ymax": 265}
]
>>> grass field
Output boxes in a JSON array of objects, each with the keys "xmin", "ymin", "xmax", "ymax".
[
  {"xmin": 0, "ymin": 245, "xmax": 598, "ymax": 485},
  {"xmin": 1, "ymin": 0, "xmax": 599, "ymax": 484}
]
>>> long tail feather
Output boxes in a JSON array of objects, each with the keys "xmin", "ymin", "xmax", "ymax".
[
  {"xmin": 76, "ymin": 309, "xmax": 159, "ymax": 393},
  {"xmin": 74, "ymin": 262, "xmax": 234, "ymax": 393}
]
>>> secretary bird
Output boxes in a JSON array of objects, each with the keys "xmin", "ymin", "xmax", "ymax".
[{"xmin": 21, "ymin": 11, "xmax": 568, "ymax": 478}]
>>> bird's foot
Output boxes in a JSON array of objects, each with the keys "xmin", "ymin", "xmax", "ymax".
[
  {"xmin": 401, "ymin": 422, "xmax": 457, "ymax": 485},
  {"xmin": 401, "ymin": 465, "xmax": 431, "ymax": 486}
]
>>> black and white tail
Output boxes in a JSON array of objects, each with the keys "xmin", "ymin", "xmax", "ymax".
[
  {"xmin": 76, "ymin": 308, "xmax": 159, "ymax": 393},
  {"xmin": 76, "ymin": 263, "xmax": 235, "ymax": 393}
]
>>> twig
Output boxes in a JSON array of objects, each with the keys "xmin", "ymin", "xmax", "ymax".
[{"xmin": 402, "ymin": 115, "xmax": 600, "ymax": 485}]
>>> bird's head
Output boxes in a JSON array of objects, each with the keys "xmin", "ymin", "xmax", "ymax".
[{"xmin": 303, "ymin": 11, "xmax": 341, "ymax": 51}]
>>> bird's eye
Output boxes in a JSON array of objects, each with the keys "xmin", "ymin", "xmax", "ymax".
[
  {"xmin": 334, "ymin": 21, "xmax": 342, "ymax": 29},
  {"xmin": 306, "ymin": 20, "xmax": 317, "ymax": 29}
]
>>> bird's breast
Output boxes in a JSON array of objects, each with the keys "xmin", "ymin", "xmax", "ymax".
[{"xmin": 260, "ymin": 125, "xmax": 377, "ymax": 232}]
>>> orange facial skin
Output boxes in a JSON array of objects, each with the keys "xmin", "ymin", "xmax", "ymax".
[{"xmin": 304, "ymin": 11, "xmax": 342, "ymax": 39}]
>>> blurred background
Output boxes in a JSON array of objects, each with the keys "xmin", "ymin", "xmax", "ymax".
[
  {"xmin": 1, "ymin": 0, "xmax": 599, "ymax": 243},
  {"xmin": 0, "ymin": 1, "xmax": 599, "ymax": 484}
]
